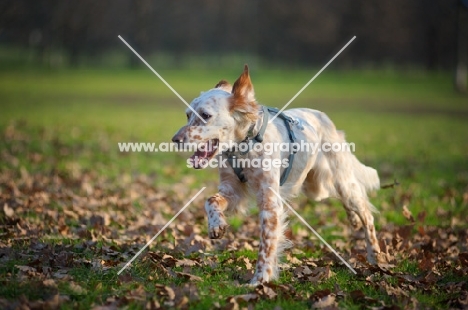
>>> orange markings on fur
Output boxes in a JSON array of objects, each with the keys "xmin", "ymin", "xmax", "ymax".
[
  {"xmin": 262, "ymin": 213, "xmax": 279, "ymax": 259},
  {"xmin": 229, "ymin": 65, "xmax": 259, "ymax": 123},
  {"xmin": 208, "ymin": 194, "xmax": 228, "ymax": 211},
  {"xmin": 214, "ymin": 80, "xmax": 233, "ymax": 93}
]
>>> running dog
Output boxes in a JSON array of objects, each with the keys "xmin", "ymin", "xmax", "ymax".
[{"xmin": 172, "ymin": 65, "xmax": 381, "ymax": 285}]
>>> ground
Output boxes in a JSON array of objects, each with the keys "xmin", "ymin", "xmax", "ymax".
[{"xmin": 0, "ymin": 68, "xmax": 467, "ymax": 309}]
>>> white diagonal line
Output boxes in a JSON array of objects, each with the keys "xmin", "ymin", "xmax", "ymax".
[
  {"xmin": 117, "ymin": 187, "xmax": 206, "ymax": 275},
  {"xmin": 117, "ymin": 35, "xmax": 206, "ymax": 124},
  {"xmin": 269, "ymin": 187, "xmax": 357, "ymax": 274},
  {"xmin": 269, "ymin": 36, "xmax": 356, "ymax": 123}
]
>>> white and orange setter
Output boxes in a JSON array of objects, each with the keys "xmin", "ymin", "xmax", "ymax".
[{"xmin": 172, "ymin": 65, "xmax": 381, "ymax": 285}]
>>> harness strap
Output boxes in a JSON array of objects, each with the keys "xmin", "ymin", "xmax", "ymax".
[
  {"xmin": 227, "ymin": 155, "xmax": 247, "ymax": 183},
  {"xmin": 224, "ymin": 105, "xmax": 297, "ymax": 186},
  {"xmin": 266, "ymin": 107, "xmax": 297, "ymax": 186},
  {"xmin": 281, "ymin": 153, "xmax": 295, "ymax": 186}
]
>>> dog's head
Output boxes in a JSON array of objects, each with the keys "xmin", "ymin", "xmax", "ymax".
[{"xmin": 172, "ymin": 65, "xmax": 259, "ymax": 168}]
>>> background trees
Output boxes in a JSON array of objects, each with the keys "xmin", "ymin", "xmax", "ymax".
[{"xmin": 0, "ymin": 0, "xmax": 463, "ymax": 72}]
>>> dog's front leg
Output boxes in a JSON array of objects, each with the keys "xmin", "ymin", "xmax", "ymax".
[
  {"xmin": 250, "ymin": 184, "xmax": 285, "ymax": 285},
  {"xmin": 206, "ymin": 168, "xmax": 248, "ymax": 239},
  {"xmin": 205, "ymin": 193, "xmax": 229, "ymax": 239}
]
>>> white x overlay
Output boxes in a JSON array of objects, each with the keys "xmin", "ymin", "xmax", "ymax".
[
  {"xmin": 117, "ymin": 187, "xmax": 206, "ymax": 275},
  {"xmin": 269, "ymin": 187, "xmax": 357, "ymax": 274},
  {"xmin": 269, "ymin": 36, "xmax": 356, "ymax": 123},
  {"xmin": 116, "ymin": 35, "xmax": 357, "ymax": 277},
  {"xmin": 118, "ymin": 35, "xmax": 207, "ymax": 123}
]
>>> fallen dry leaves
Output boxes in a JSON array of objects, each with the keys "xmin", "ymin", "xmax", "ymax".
[{"xmin": 1, "ymin": 122, "xmax": 467, "ymax": 309}]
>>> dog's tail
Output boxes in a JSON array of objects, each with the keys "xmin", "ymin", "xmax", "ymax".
[
  {"xmin": 354, "ymin": 158, "xmax": 380, "ymax": 193},
  {"xmin": 336, "ymin": 129, "xmax": 380, "ymax": 193},
  {"xmin": 351, "ymin": 156, "xmax": 380, "ymax": 214}
]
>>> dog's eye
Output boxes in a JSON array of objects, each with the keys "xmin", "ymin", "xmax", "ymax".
[
  {"xmin": 186, "ymin": 113, "xmax": 190, "ymax": 121},
  {"xmin": 201, "ymin": 112, "xmax": 211, "ymax": 120}
]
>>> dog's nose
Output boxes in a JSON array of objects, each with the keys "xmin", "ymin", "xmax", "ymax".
[
  {"xmin": 171, "ymin": 127, "xmax": 186, "ymax": 143},
  {"xmin": 172, "ymin": 126, "xmax": 187, "ymax": 144},
  {"xmin": 171, "ymin": 134, "xmax": 183, "ymax": 143}
]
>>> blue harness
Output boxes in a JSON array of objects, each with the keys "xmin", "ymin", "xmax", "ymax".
[{"xmin": 223, "ymin": 106, "xmax": 298, "ymax": 186}]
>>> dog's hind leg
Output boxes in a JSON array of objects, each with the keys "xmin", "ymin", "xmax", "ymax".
[
  {"xmin": 345, "ymin": 210, "xmax": 363, "ymax": 231},
  {"xmin": 337, "ymin": 183, "xmax": 380, "ymax": 264},
  {"xmin": 303, "ymin": 168, "xmax": 364, "ymax": 231}
]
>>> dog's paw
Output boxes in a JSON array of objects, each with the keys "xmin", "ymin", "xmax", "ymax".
[
  {"xmin": 249, "ymin": 274, "xmax": 266, "ymax": 286},
  {"xmin": 208, "ymin": 224, "xmax": 228, "ymax": 239},
  {"xmin": 207, "ymin": 213, "xmax": 228, "ymax": 239}
]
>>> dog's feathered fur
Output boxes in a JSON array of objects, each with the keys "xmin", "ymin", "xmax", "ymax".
[{"xmin": 172, "ymin": 65, "xmax": 381, "ymax": 284}]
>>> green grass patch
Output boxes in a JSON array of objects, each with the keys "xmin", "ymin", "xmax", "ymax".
[{"xmin": 0, "ymin": 67, "xmax": 467, "ymax": 308}]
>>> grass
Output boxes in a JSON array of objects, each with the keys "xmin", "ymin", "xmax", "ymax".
[{"xmin": 0, "ymin": 67, "xmax": 467, "ymax": 308}]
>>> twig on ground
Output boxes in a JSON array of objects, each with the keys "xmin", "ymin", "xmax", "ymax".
[{"xmin": 380, "ymin": 179, "xmax": 399, "ymax": 189}]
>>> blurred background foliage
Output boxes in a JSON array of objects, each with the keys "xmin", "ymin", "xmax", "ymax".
[{"xmin": 0, "ymin": 0, "xmax": 466, "ymax": 75}]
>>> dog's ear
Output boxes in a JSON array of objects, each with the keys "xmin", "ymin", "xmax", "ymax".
[
  {"xmin": 214, "ymin": 80, "xmax": 232, "ymax": 92},
  {"xmin": 231, "ymin": 64, "xmax": 255, "ymax": 103},
  {"xmin": 230, "ymin": 65, "xmax": 258, "ymax": 122}
]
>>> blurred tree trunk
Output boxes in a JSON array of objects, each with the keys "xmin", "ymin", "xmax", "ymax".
[
  {"xmin": 455, "ymin": 0, "xmax": 468, "ymax": 93},
  {"xmin": 128, "ymin": 0, "xmax": 152, "ymax": 69}
]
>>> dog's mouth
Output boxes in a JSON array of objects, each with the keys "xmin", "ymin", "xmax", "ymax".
[{"xmin": 189, "ymin": 139, "xmax": 219, "ymax": 169}]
